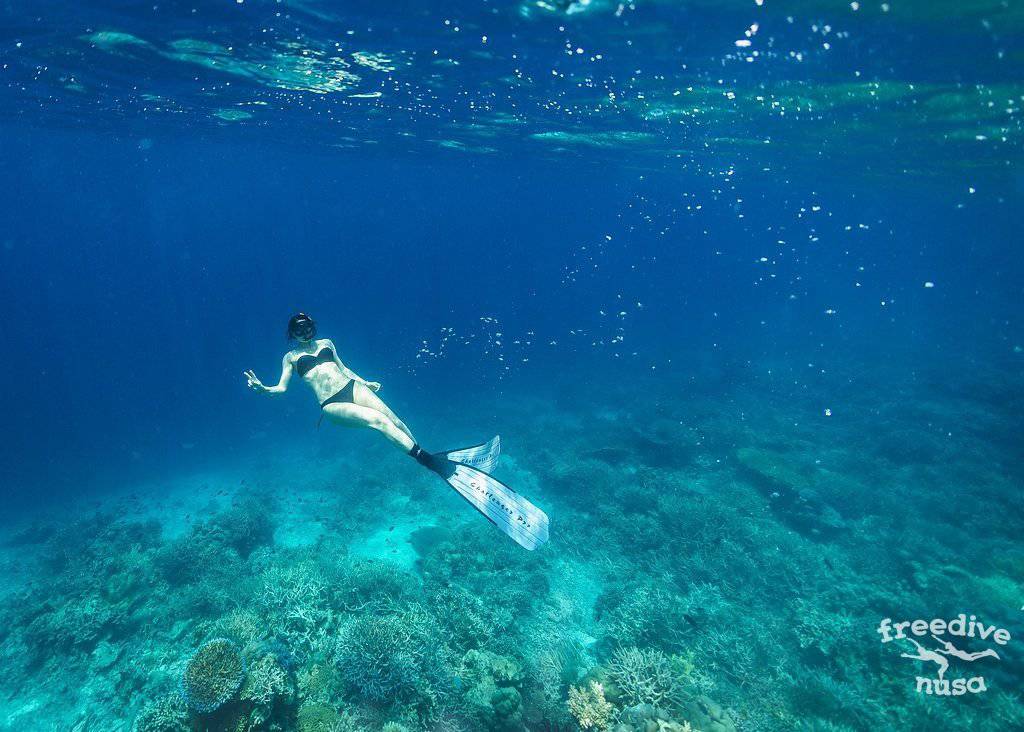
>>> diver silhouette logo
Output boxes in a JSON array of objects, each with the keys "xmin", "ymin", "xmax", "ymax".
[
  {"xmin": 932, "ymin": 635, "xmax": 1000, "ymax": 662},
  {"xmin": 899, "ymin": 638, "xmax": 950, "ymax": 681},
  {"xmin": 877, "ymin": 614, "xmax": 1011, "ymax": 696}
]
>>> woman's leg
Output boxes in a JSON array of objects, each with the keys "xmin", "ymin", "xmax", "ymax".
[
  {"xmin": 350, "ymin": 382, "xmax": 416, "ymax": 442},
  {"xmin": 322, "ymin": 402, "xmax": 415, "ymax": 452}
]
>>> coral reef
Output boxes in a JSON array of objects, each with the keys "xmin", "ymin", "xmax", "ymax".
[
  {"xmin": 295, "ymin": 703, "xmax": 343, "ymax": 732},
  {"xmin": 612, "ymin": 703, "xmax": 693, "ymax": 732},
  {"xmin": 134, "ymin": 693, "xmax": 190, "ymax": 732},
  {"xmin": 605, "ymin": 647, "xmax": 683, "ymax": 709},
  {"xmin": 332, "ymin": 607, "xmax": 450, "ymax": 716},
  {"xmin": 568, "ymin": 681, "xmax": 614, "ymax": 730},
  {"xmin": 181, "ymin": 638, "xmax": 246, "ymax": 713},
  {"xmin": 460, "ymin": 649, "xmax": 525, "ymax": 729},
  {"xmin": 211, "ymin": 495, "xmax": 276, "ymax": 558},
  {"xmin": 0, "ymin": 366, "xmax": 1021, "ymax": 730},
  {"xmin": 241, "ymin": 653, "xmax": 293, "ymax": 724}
]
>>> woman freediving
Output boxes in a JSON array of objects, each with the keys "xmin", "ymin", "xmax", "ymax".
[{"xmin": 243, "ymin": 312, "xmax": 549, "ymax": 550}]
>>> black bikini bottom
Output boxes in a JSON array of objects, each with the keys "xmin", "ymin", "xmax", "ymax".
[
  {"xmin": 320, "ymin": 379, "xmax": 356, "ymax": 409},
  {"xmin": 317, "ymin": 380, "xmax": 356, "ymax": 427}
]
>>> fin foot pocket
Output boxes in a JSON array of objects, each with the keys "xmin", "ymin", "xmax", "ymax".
[{"xmin": 410, "ymin": 445, "xmax": 455, "ymax": 478}]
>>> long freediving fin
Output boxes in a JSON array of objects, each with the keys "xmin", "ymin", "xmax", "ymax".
[
  {"xmin": 409, "ymin": 441, "xmax": 548, "ymax": 551},
  {"xmin": 444, "ymin": 435, "xmax": 501, "ymax": 473}
]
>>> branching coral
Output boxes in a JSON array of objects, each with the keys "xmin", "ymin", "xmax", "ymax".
[
  {"xmin": 691, "ymin": 624, "xmax": 765, "ymax": 690},
  {"xmin": 241, "ymin": 653, "xmax": 291, "ymax": 707},
  {"xmin": 430, "ymin": 585, "xmax": 512, "ymax": 653},
  {"xmin": 333, "ymin": 614, "xmax": 423, "ymax": 702},
  {"xmin": 598, "ymin": 581, "xmax": 695, "ymax": 651},
  {"xmin": 606, "ymin": 647, "xmax": 683, "ymax": 709},
  {"xmin": 519, "ymin": 623, "xmax": 589, "ymax": 727},
  {"xmin": 260, "ymin": 562, "xmax": 334, "ymax": 655},
  {"xmin": 332, "ymin": 607, "xmax": 451, "ymax": 708},
  {"xmin": 793, "ymin": 598, "xmax": 855, "ymax": 659},
  {"xmin": 333, "ymin": 559, "xmax": 417, "ymax": 612},
  {"xmin": 568, "ymin": 681, "xmax": 614, "ymax": 731},
  {"xmin": 134, "ymin": 693, "xmax": 189, "ymax": 732},
  {"xmin": 181, "ymin": 638, "xmax": 245, "ymax": 713},
  {"xmin": 240, "ymin": 652, "xmax": 293, "ymax": 726}
]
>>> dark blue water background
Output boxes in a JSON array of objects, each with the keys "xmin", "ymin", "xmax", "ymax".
[{"xmin": 0, "ymin": 0, "xmax": 1021, "ymax": 509}]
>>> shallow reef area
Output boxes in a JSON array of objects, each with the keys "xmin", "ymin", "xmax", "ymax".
[{"xmin": 0, "ymin": 363, "xmax": 1021, "ymax": 731}]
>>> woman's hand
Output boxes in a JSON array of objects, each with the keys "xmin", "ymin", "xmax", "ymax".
[
  {"xmin": 244, "ymin": 369, "xmax": 268, "ymax": 393},
  {"xmin": 365, "ymin": 381, "xmax": 382, "ymax": 392}
]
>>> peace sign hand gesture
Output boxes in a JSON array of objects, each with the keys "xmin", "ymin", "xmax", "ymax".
[{"xmin": 244, "ymin": 369, "xmax": 267, "ymax": 393}]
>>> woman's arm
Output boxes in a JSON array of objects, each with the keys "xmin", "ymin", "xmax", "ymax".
[
  {"xmin": 244, "ymin": 354, "xmax": 294, "ymax": 394},
  {"xmin": 327, "ymin": 340, "xmax": 381, "ymax": 391}
]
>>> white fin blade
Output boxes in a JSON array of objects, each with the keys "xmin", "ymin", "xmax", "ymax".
[{"xmin": 445, "ymin": 463, "xmax": 549, "ymax": 551}]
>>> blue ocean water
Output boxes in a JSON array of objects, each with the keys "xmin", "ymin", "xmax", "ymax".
[{"xmin": 0, "ymin": 1, "xmax": 1021, "ymax": 730}]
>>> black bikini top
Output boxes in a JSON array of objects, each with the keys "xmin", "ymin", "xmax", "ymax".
[{"xmin": 294, "ymin": 346, "xmax": 334, "ymax": 377}]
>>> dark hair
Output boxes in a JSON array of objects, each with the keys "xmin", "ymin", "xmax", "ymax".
[{"xmin": 287, "ymin": 312, "xmax": 317, "ymax": 341}]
